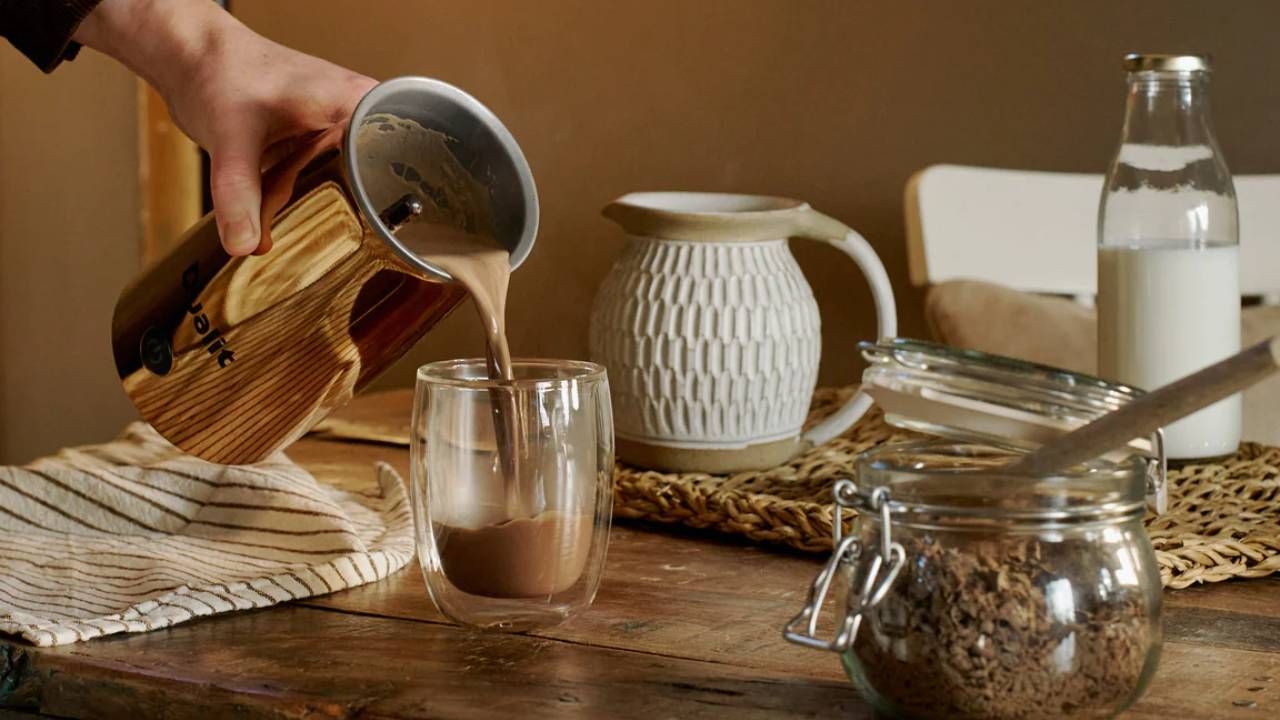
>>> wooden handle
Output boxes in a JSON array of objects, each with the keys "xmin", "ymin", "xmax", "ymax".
[
  {"xmin": 113, "ymin": 179, "xmax": 468, "ymax": 465},
  {"xmin": 1012, "ymin": 336, "xmax": 1280, "ymax": 476}
]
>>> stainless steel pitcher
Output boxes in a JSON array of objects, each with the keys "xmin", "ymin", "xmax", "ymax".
[{"xmin": 112, "ymin": 77, "xmax": 538, "ymax": 464}]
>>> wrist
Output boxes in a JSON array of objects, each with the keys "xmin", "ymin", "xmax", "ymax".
[{"xmin": 75, "ymin": 0, "xmax": 233, "ymax": 96}]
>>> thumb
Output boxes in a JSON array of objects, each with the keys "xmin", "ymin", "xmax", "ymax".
[{"xmin": 210, "ymin": 126, "xmax": 267, "ymax": 256}]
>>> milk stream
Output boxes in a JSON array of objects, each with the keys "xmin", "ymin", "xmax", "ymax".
[
  {"xmin": 1097, "ymin": 244, "xmax": 1241, "ymax": 459},
  {"xmin": 395, "ymin": 224, "xmax": 538, "ymax": 512},
  {"xmin": 363, "ymin": 115, "xmax": 590, "ymax": 598},
  {"xmin": 398, "ymin": 223, "xmax": 596, "ymax": 597}
]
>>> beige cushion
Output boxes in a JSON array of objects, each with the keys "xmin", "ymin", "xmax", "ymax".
[{"xmin": 925, "ymin": 280, "xmax": 1280, "ymax": 445}]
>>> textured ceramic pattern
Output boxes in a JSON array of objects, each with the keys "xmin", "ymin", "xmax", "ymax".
[{"xmin": 589, "ymin": 237, "xmax": 821, "ymax": 447}]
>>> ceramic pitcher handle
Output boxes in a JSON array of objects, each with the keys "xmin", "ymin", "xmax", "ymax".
[{"xmin": 793, "ymin": 208, "xmax": 898, "ymax": 447}]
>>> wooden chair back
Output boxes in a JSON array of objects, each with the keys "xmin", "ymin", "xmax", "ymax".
[{"xmin": 905, "ymin": 164, "xmax": 1280, "ymax": 304}]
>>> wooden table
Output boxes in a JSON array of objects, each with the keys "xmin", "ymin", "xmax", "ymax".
[{"xmin": 2, "ymin": 416, "xmax": 1279, "ymax": 718}]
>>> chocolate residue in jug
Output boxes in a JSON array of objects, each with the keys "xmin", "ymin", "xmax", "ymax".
[
  {"xmin": 355, "ymin": 112, "xmax": 508, "ymax": 371},
  {"xmin": 436, "ymin": 511, "xmax": 594, "ymax": 598},
  {"xmin": 355, "ymin": 113, "xmax": 496, "ymax": 238},
  {"xmin": 355, "ymin": 111, "xmax": 510, "ymax": 377}
]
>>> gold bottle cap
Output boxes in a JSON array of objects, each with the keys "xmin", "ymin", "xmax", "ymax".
[{"xmin": 1124, "ymin": 53, "xmax": 1211, "ymax": 73}]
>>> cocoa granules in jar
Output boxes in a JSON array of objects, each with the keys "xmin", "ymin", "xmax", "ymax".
[{"xmin": 847, "ymin": 535, "xmax": 1156, "ymax": 720}]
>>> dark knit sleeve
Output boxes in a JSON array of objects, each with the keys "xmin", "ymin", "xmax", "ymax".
[{"xmin": 1, "ymin": 0, "xmax": 105, "ymax": 73}]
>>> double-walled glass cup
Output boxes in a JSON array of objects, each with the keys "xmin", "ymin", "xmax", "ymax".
[{"xmin": 411, "ymin": 359, "xmax": 614, "ymax": 631}]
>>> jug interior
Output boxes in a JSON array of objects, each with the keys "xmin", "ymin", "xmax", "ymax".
[{"xmin": 345, "ymin": 78, "xmax": 538, "ymax": 280}]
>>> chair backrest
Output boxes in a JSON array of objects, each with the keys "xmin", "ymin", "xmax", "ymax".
[{"xmin": 905, "ymin": 164, "xmax": 1280, "ymax": 304}]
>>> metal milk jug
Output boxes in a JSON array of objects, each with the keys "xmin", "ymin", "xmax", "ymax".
[{"xmin": 111, "ymin": 77, "xmax": 538, "ymax": 465}]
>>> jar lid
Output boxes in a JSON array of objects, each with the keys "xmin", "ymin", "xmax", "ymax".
[
  {"xmin": 1123, "ymin": 53, "xmax": 1211, "ymax": 73},
  {"xmin": 855, "ymin": 440, "xmax": 1148, "ymax": 521},
  {"xmin": 860, "ymin": 338, "xmax": 1146, "ymax": 448},
  {"xmin": 860, "ymin": 339, "xmax": 1166, "ymax": 512}
]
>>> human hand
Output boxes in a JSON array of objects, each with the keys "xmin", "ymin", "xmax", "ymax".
[{"xmin": 76, "ymin": 0, "xmax": 375, "ymax": 256}]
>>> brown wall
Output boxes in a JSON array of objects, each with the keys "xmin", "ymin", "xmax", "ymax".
[
  {"xmin": 3, "ymin": 1, "xmax": 1279, "ymax": 462},
  {"xmin": 0, "ymin": 51, "xmax": 140, "ymax": 463},
  {"xmin": 236, "ymin": 0, "xmax": 1280, "ymax": 395}
]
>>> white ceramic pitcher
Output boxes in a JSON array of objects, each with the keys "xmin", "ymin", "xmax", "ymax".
[{"xmin": 589, "ymin": 192, "xmax": 896, "ymax": 472}]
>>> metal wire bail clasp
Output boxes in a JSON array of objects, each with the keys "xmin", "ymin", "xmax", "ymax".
[
  {"xmin": 1147, "ymin": 427, "xmax": 1169, "ymax": 514},
  {"xmin": 782, "ymin": 480, "xmax": 906, "ymax": 653}
]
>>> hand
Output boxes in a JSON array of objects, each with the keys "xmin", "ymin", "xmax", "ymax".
[{"xmin": 75, "ymin": 0, "xmax": 376, "ymax": 256}]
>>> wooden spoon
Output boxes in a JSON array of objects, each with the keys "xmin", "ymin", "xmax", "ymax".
[{"xmin": 1012, "ymin": 336, "xmax": 1280, "ymax": 476}]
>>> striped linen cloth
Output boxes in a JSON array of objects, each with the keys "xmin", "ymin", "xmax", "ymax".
[{"xmin": 0, "ymin": 423, "xmax": 414, "ymax": 647}]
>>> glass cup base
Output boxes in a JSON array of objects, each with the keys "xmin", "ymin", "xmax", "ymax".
[{"xmin": 428, "ymin": 588, "xmax": 579, "ymax": 632}]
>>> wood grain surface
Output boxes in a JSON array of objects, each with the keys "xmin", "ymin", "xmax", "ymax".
[
  {"xmin": 2, "ymin": 394, "xmax": 1279, "ymax": 718},
  {"xmin": 112, "ymin": 180, "xmax": 466, "ymax": 466}
]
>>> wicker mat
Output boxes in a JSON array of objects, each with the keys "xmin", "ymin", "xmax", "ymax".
[{"xmin": 312, "ymin": 386, "xmax": 1280, "ymax": 590}]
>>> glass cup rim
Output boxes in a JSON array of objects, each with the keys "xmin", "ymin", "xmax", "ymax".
[{"xmin": 416, "ymin": 357, "xmax": 607, "ymax": 390}]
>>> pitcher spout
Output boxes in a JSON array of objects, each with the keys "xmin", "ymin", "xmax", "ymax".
[{"xmin": 601, "ymin": 191, "xmax": 808, "ymax": 242}]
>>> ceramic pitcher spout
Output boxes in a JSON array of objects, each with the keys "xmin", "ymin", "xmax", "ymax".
[{"xmin": 603, "ymin": 192, "xmax": 818, "ymax": 243}]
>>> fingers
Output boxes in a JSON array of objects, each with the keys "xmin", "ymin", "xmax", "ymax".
[
  {"xmin": 334, "ymin": 73, "xmax": 377, "ymax": 122},
  {"xmin": 260, "ymin": 124, "xmax": 346, "ymax": 231},
  {"xmin": 203, "ymin": 68, "xmax": 374, "ymax": 258},
  {"xmin": 260, "ymin": 134, "xmax": 310, "ymax": 172},
  {"xmin": 210, "ymin": 122, "xmax": 268, "ymax": 256}
]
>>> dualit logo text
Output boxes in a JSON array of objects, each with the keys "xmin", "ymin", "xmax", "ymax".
[{"xmin": 182, "ymin": 263, "xmax": 237, "ymax": 368}]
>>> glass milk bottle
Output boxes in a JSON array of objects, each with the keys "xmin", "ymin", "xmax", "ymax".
[{"xmin": 1098, "ymin": 53, "xmax": 1240, "ymax": 460}]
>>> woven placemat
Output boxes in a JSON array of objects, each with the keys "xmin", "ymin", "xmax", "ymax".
[
  {"xmin": 312, "ymin": 386, "xmax": 1280, "ymax": 590},
  {"xmin": 614, "ymin": 386, "xmax": 1280, "ymax": 589}
]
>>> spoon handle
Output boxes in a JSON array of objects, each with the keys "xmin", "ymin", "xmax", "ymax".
[{"xmin": 1012, "ymin": 336, "xmax": 1280, "ymax": 476}]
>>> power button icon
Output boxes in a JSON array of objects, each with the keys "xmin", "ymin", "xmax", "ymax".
[{"xmin": 140, "ymin": 327, "xmax": 173, "ymax": 376}]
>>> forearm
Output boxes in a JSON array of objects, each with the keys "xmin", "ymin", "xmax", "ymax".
[{"xmin": 73, "ymin": 0, "xmax": 235, "ymax": 98}]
